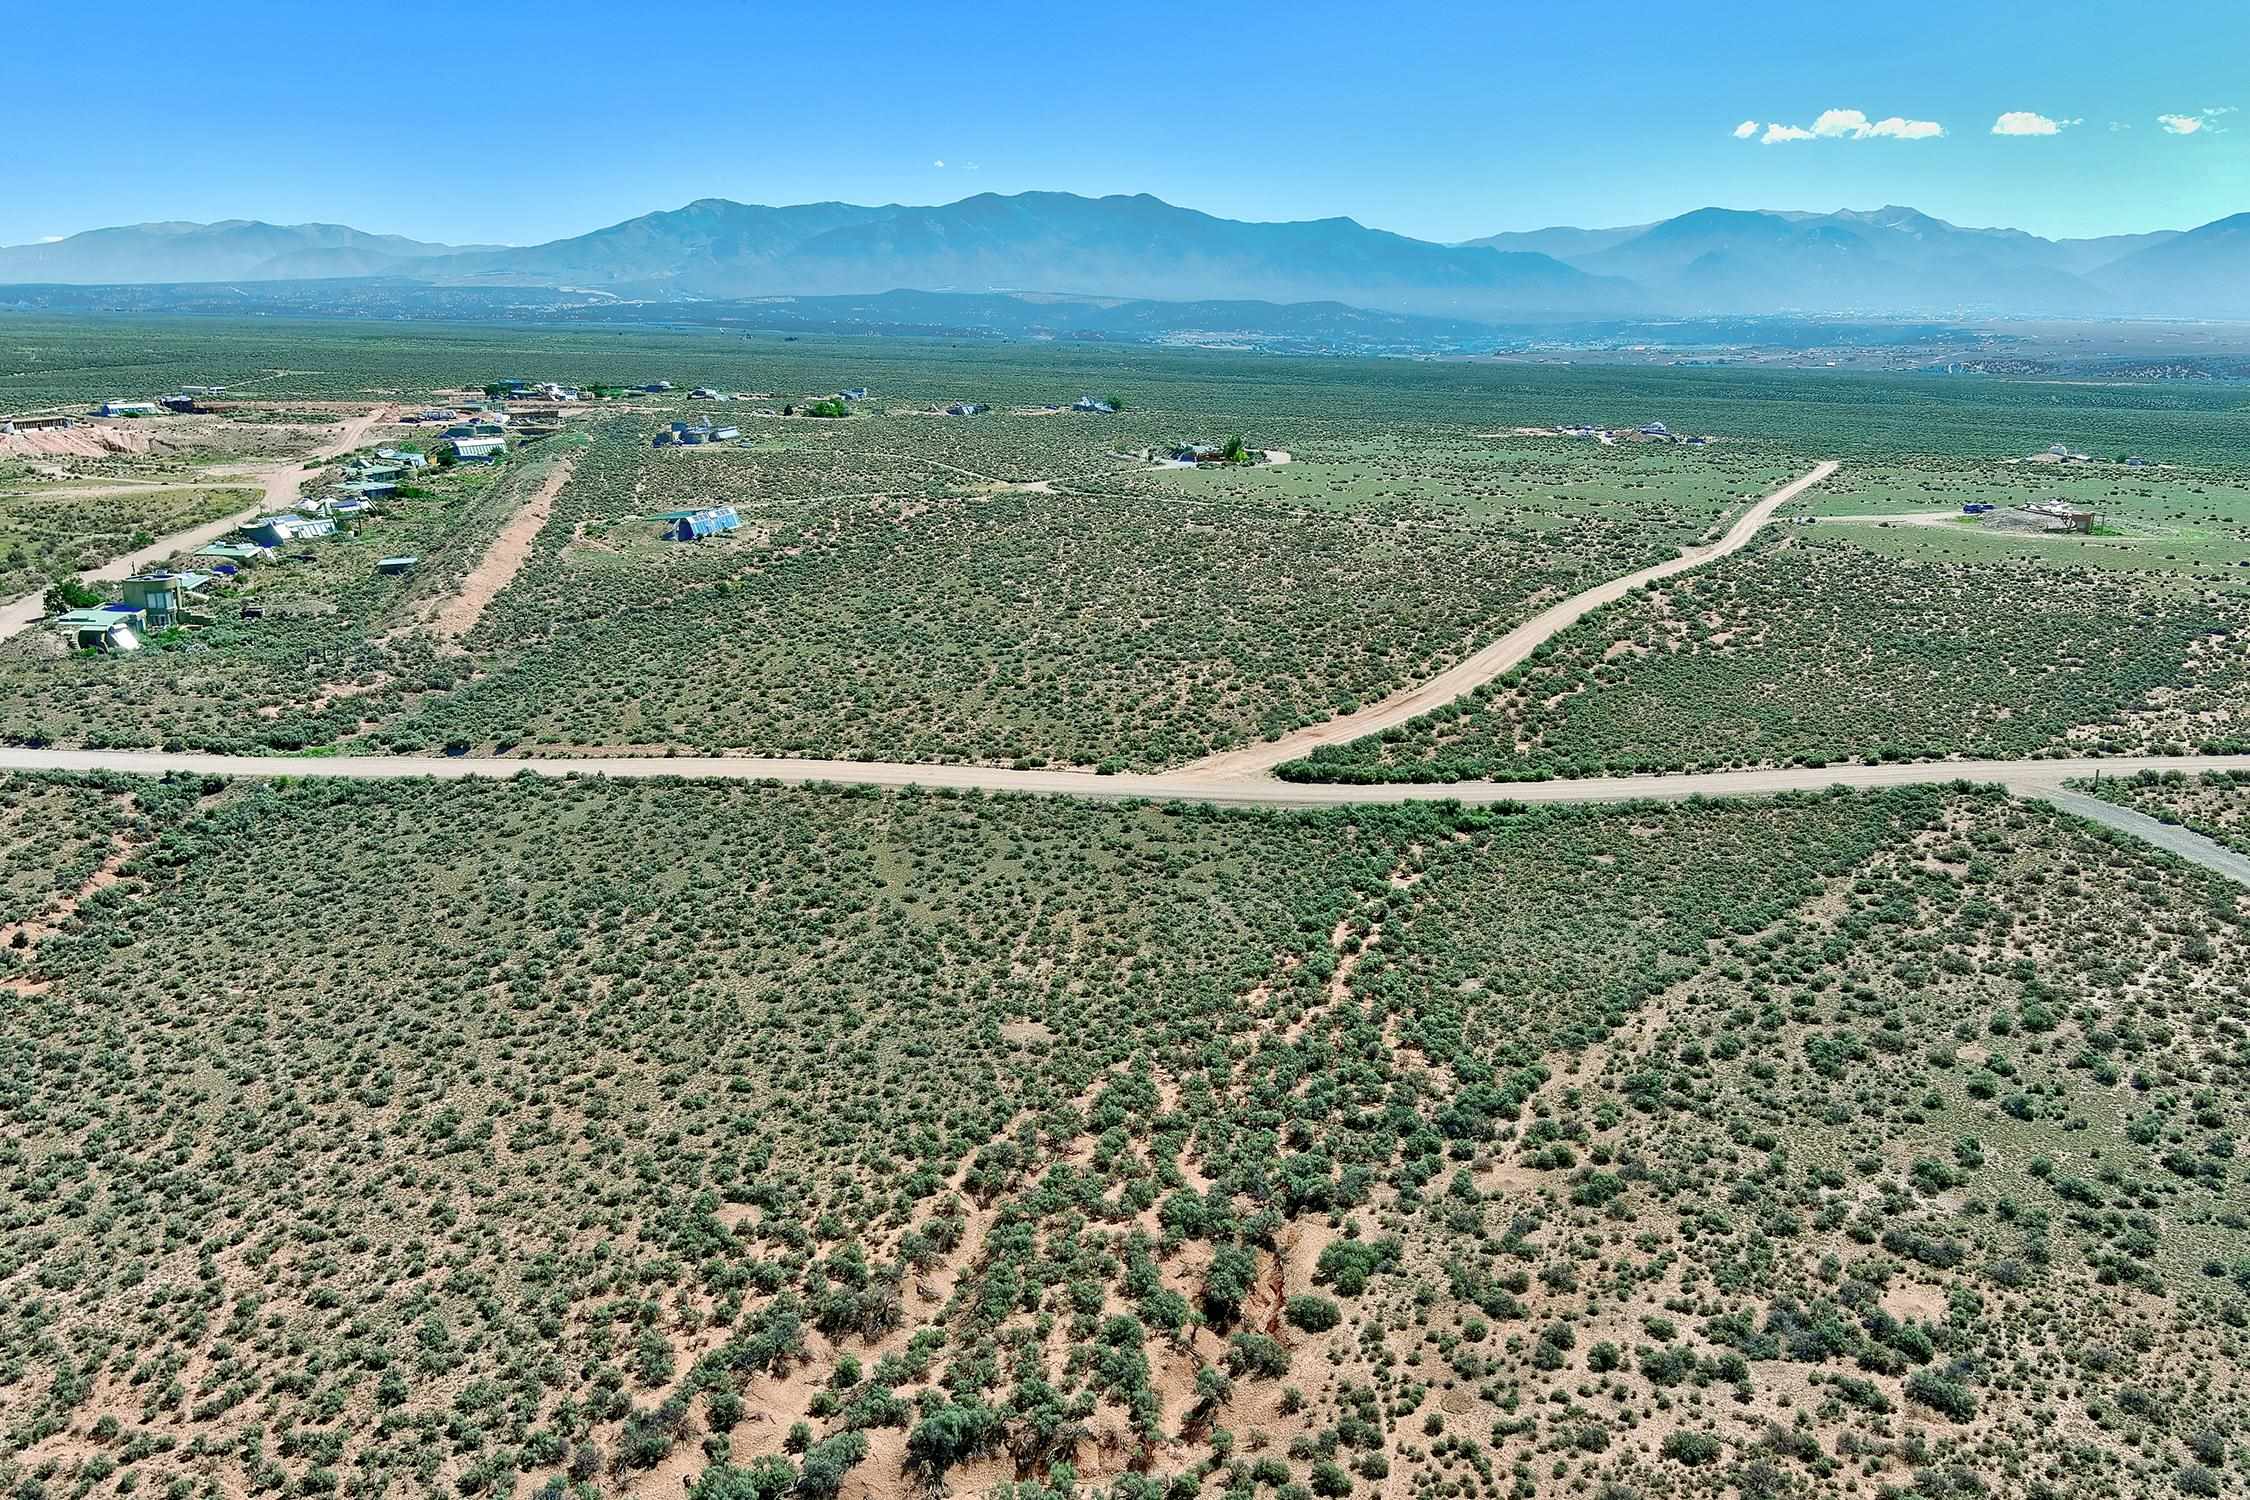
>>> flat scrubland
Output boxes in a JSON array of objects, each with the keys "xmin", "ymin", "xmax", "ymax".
[
  {"xmin": 1292, "ymin": 448, "xmax": 2250, "ymax": 785},
  {"xmin": 364, "ymin": 426, "xmax": 1794, "ymax": 768},
  {"xmin": 4, "ymin": 319, "xmax": 2245, "ymax": 463},
  {"xmin": 8, "ymin": 318, "xmax": 2246, "ymax": 774},
  {"xmin": 3, "ymin": 772, "xmax": 2249, "ymax": 1500}
]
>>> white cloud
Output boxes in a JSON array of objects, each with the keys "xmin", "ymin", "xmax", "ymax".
[
  {"xmin": 37, "ymin": 235, "xmax": 63, "ymax": 243},
  {"xmin": 932, "ymin": 158, "xmax": 946, "ymax": 167},
  {"xmin": 1992, "ymin": 110, "xmax": 2077, "ymax": 136},
  {"xmin": 1759, "ymin": 108, "xmax": 1942, "ymax": 143},
  {"xmin": 1732, "ymin": 119, "xmax": 1759, "ymax": 139},
  {"xmin": 1867, "ymin": 115, "xmax": 1945, "ymax": 139},
  {"xmin": 2160, "ymin": 106, "xmax": 2237, "ymax": 135}
]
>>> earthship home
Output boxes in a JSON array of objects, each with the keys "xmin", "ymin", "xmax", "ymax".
[
  {"xmin": 51, "ymin": 606, "xmax": 144, "ymax": 653},
  {"xmin": 118, "ymin": 570, "xmax": 210, "ymax": 629},
  {"xmin": 449, "ymin": 435, "xmax": 506, "ymax": 463},
  {"xmin": 241, "ymin": 514, "xmax": 336, "ymax": 549},
  {"xmin": 663, "ymin": 507, "xmax": 741, "ymax": 541}
]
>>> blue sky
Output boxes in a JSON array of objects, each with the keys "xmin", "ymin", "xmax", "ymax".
[{"xmin": 4, "ymin": 0, "xmax": 2245, "ymax": 248}]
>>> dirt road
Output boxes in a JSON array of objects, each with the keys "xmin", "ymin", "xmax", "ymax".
[
  {"xmin": 1180, "ymin": 460, "xmax": 1839, "ymax": 778},
  {"xmin": 0, "ymin": 407, "xmax": 389, "ymax": 641},
  {"xmin": 0, "ymin": 745, "xmax": 2237, "ymax": 808},
  {"xmin": 425, "ymin": 452, "xmax": 578, "ymax": 639}
]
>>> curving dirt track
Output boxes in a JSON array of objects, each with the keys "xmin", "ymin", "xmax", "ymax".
[{"xmin": 1180, "ymin": 460, "xmax": 1838, "ymax": 778}]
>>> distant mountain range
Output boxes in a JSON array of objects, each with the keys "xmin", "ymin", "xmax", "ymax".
[
  {"xmin": 1462, "ymin": 206, "xmax": 2226, "ymax": 317},
  {"xmin": 0, "ymin": 220, "xmax": 498, "ymax": 285},
  {"xmin": 2, "ymin": 194, "xmax": 2243, "ymax": 322}
]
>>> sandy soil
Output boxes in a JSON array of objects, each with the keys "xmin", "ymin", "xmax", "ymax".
[{"xmin": 0, "ymin": 423, "xmax": 167, "ymax": 461}]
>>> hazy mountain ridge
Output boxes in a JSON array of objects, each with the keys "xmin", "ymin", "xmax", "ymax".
[
  {"xmin": 1, "ymin": 193, "xmax": 2240, "ymax": 320},
  {"xmin": 429, "ymin": 191, "xmax": 1637, "ymax": 320},
  {"xmin": 1512, "ymin": 205, "xmax": 2212, "ymax": 316},
  {"xmin": 2094, "ymin": 213, "xmax": 2250, "ymax": 316},
  {"xmin": 0, "ymin": 220, "xmax": 487, "ymax": 285}
]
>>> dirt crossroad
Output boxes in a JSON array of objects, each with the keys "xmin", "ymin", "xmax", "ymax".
[{"xmin": 3, "ymin": 449, "xmax": 2244, "ymax": 884}]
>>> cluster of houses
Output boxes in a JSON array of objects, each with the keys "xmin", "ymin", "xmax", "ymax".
[
  {"xmin": 407, "ymin": 411, "xmax": 506, "ymax": 461},
  {"xmin": 1072, "ymin": 395, "xmax": 1116, "ymax": 413},
  {"xmin": 90, "ymin": 385, "xmax": 229, "ymax": 420},
  {"xmin": 947, "ymin": 402, "xmax": 988, "ymax": 416},
  {"xmin": 401, "ymin": 405, "xmax": 511, "ymax": 461},
  {"xmin": 652, "ymin": 419, "xmax": 741, "ymax": 448},
  {"xmin": 483, "ymin": 378, "xmax": 586, "ymax": 403},
  {"xmin": 53, "ymin": 444, "xmax": 440, "ymax": 652}
]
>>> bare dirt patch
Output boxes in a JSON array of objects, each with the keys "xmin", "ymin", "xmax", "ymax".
[{"xmin": 427, "ymin": 454, "xmax": 579, "ymax": 640}]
